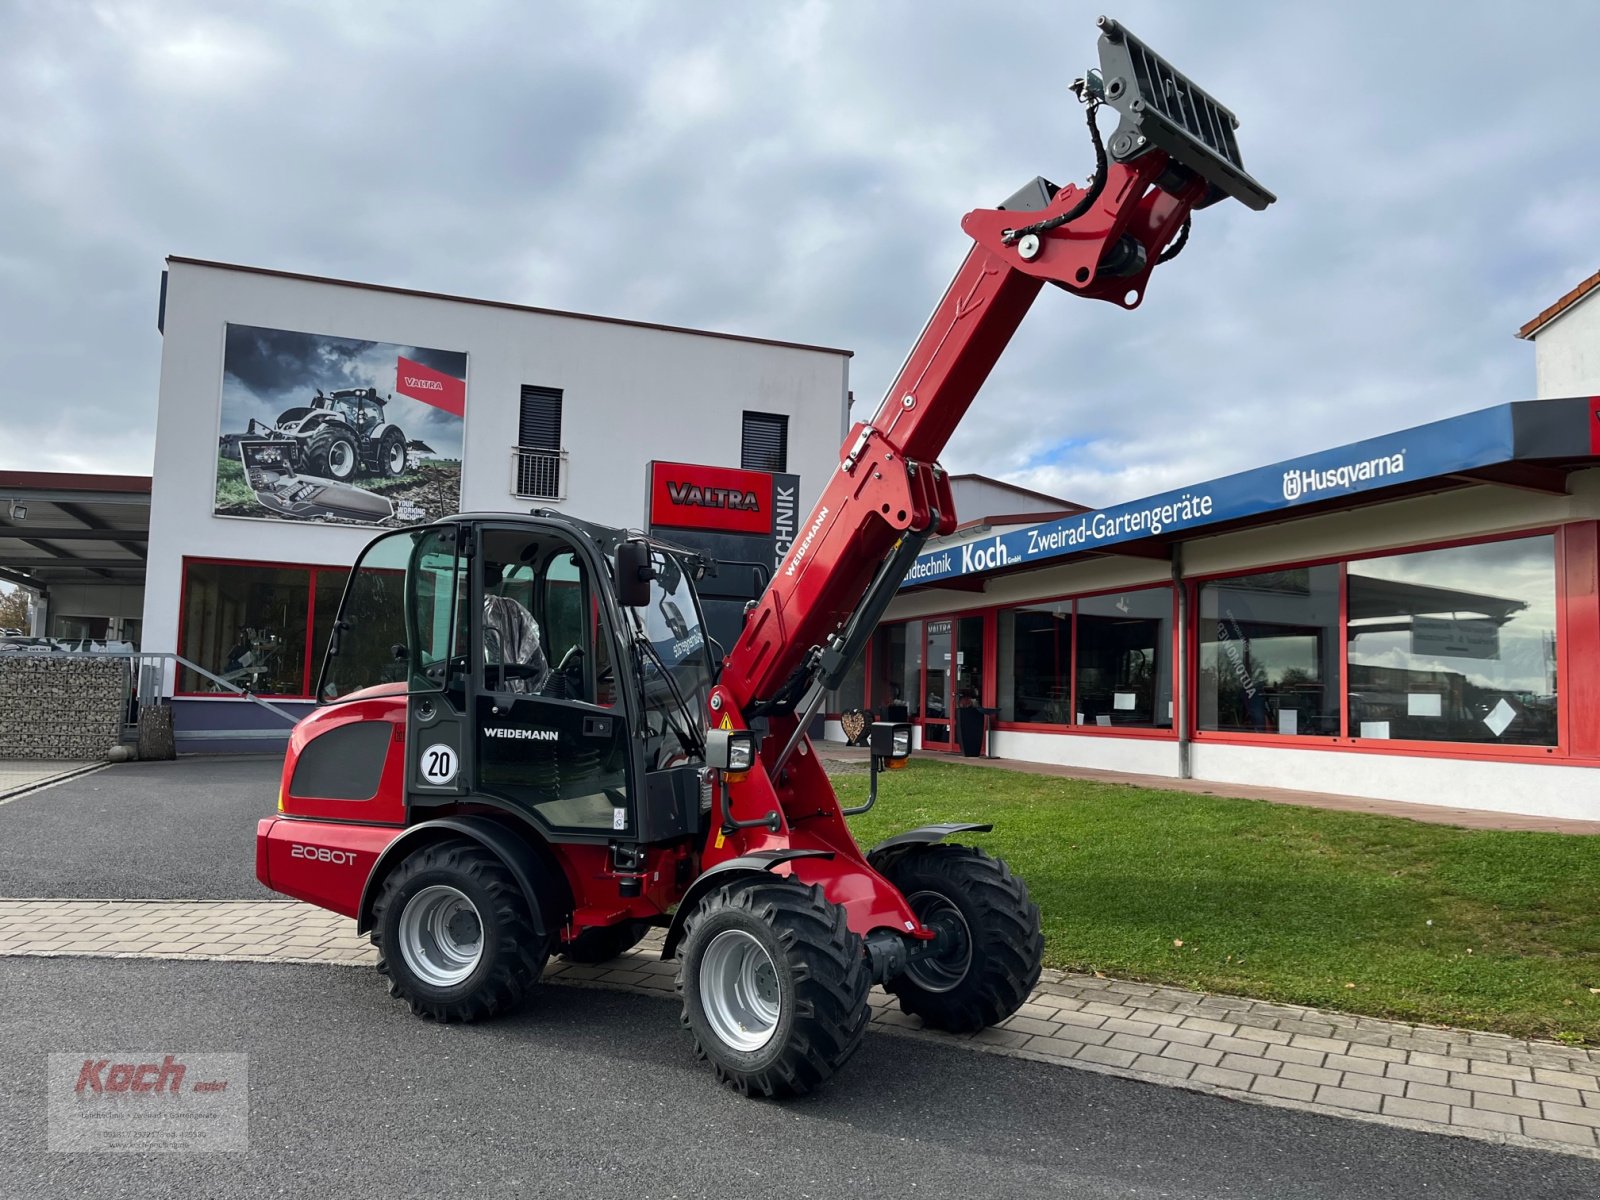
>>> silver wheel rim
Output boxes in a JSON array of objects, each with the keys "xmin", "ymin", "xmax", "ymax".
[
  {"xmin": 388, "ymin": 441, "xmax": 405, "ymax": 472},
  {"xmin": 699, "ymin": 929, "xmax": 781, "ymax": 1052},
  {"xmin": 904, "ymin": 890, "xmax": 973, "ymax": 993},
  {"xmin": 398, "ymin": 884, "xmax": 483, "ymax": 987},
  {"xmin": 329, "ymin": 442, "xmax": 354, "ymax": 475}
]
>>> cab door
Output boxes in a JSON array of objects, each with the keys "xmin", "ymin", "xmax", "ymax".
[{"xmin": 472, "ymin": 532, "xmax": 636, "ymax": 840}]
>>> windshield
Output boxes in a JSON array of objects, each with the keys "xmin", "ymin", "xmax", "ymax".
[{"xmin": 621, "ymin": 548, "xmax": 713, "ymax": 767}]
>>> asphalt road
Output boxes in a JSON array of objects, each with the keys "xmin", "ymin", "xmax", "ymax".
[
  {"xmin": 0, "ymin": 757, "xmax": 280, "ymax": 899},
  {"xmin": 1, "ymin": 957, "xmax": 1594, "ymax": 1200}
]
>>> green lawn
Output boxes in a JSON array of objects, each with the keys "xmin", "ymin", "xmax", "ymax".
[{"xmin": 834, "ymin": 758, "xmax": 1600, "ymax": 1043}]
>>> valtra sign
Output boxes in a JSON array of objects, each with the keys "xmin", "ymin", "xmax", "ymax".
[{"xmin": 648, "ymin": 462, "xmax": 774, "ymax": 535}]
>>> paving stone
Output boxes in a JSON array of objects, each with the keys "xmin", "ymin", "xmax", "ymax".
[
  {"xmin": 1288, "ymin": 1034, "xmax": 1350, "ymax": 1055},
  {"xmin": 1106, "ymin": 1033, "xmax": 1168, "ymax": 1056},
  {"xmin": 1218, "ymin": 1053, "xmax": 1280, "ymax": 1077},
  {"xmin": 1100, "ymin": 1016, "xmax": 1161, "ymax": 1039},
  {"xmin": 1279, "ymin": 1063, "xmax": 1342, "ymax": 1088},
  {"xmin": 1450, "ymin": 1107, "xmax": 1521, "ymax": 1135},
  {"xmin": 1541, "ymin": 1102, "xmax": 1600, "ymax": 1129},
  {"xmin": 1408, "ymin": 1051, "xmax": 1471, "ymax": 1072},
  {"xmin": 1161, "ymin": 1026, "xmax": 1215, "ymax": 1048},
  {"xmin": 1324, "ymin": 1052, "xmax": 1386, "ymax": 1078},
  {"xmin": 1344, "ymin": 1044, "xmax": 1406, "ymax": 1064},
  {"xmin": 1190, "ymin": 1065, "xmax": 1254, "ymax": 1091},
  {"xmin": 1131, "ymin": 1054, "xmax": 1195, "ymax": 1080},
  {"xmin": 1466, "ymin": 1060, "xmax": 1533, "ymax": 1082},
  {"xmin": 1382, "ymin": 1096, "xmax": 1451, "ymax": 1124},
  {"xmin": 1315, "ymin": 1086, "xmax": 1383, "ymax": 1114},
  {"xmin": 1450, "ymin": 1071, "xmax": 1512, "ymax": 1096},
  {"xmin": 1474, "ymin": 1093, "xmax": 1541, "ymax": 1119},
  {"xmin": 1179, "ymin": 1017, "xmax": 1238, "ymax": 1037},
  {"xmin": 1385, "ymin": 1063, "xmax": 1450, "ymax": 1087},
  {"xmin": 1162, "ymin": 1042, "xmax": 1226, "ymax": 1068},
  {"xmin": 1021, "ymin": 1036, "xmax": 1086, "ymax": 1062},
  {"xmin": 1520, "ymin": 1119, "xmax": 1597, "ymax": 1148},
  {"xmin": 1000, "ymin": 1014, "xmax": 1062, "ymax": 1038},
  {"xmin": 1252, "ymin": 1076, "xmax": 1317, "ymax": 1102},
  {"xmin": 1264, "ymin": 1044, "xmax": 1326, "ymax": 1068},
  {"xmin": 1014, "ymin": 1001, "xmax": 1063, "ymax": 1022},
  {"xmin": 1207, "ymin": 1034, "xmax": 1273, "ymax": 1056},
  {"xmin": 1077, "ymin": 1045, "xmax": 1139, "ymax": 1070},
  {"xmin": 1533, "ymin": 1068, "xmax": 1598, "ymax": 1092},
  {"xmin": 1354, "ymin": 1075, "xmax": 1406, "ymax": 1098},
  {"xmin": 1403, "ymin": 1081, "xmax": 1473, "ymax": 1108},
  {"xmin": 1515, "ymin": 1080, "xmax": 1584, "ymax": 1106},
  {"xmin": 1055, "ymin": 1009, "xmax": 1109, "ymax": 1031}
]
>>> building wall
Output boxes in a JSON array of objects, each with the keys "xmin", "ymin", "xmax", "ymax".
[
  {"xmin": 1533, "ymin": 298, "xmax": 1600, "ymax": 398},
  {"xmin": 144, "ymin": 261, "xmax": 851, "ymax": 682},
  {"xmin": 871, "ymin": 472, "xmax": 1600, "ymax": 818}
]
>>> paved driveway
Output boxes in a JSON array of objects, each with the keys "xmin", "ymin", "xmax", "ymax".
[
  {"xmin": 3, "ymin": 957, "xmax": 1596, "ymax": 1200},
  {"xmin": 0, "ymin": 757, "xmax": 279, "ymax": 899}
]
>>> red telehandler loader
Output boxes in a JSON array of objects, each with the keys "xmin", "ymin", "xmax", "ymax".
[{"xmin": 256, "ymin": 17, "xmax": 1273, "ymax": 1096}]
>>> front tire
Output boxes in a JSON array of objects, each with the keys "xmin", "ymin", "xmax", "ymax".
[
  {"xmin": 379, "ymin": 426, "xmax": 408, "ymax": 477},
  {"xmin": 678, "ymin": 879, "xmax": 869, "ymax": 1098},
  {"xmin": 373, "ymin": 839, "xmax": 548, "ymax": 1022},
  {"xmin": 879, "ymin": 844, "xmax": 1043, "ymax": 1032},
  {"xmin": 309, "ymin": 431, "xmax": 359, "ymax": 481}
]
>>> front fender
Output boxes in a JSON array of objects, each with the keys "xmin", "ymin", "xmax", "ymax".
[{"xmin": 660, "ymin": 849, "xmax": 833, "ymax": 959}]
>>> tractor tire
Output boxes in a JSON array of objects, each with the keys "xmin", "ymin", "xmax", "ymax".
[
  {"xmin": 372, "ymin": 838, "xmax": 548, "ymax": 1023},
  {"xmin": 308, "ymin": 430, "xmax": 359, "ymax": 481},
  {"xmin": 378, "ymin": 426, "xmax": 408, "ymax": 477},
  {"xmin": 559, "ymin": 918, "xmax": 651, "ymax": 964},
  {"xmin": 677, "ymin": 878, "xmax": 870, "ymax": 1098},
  {"xmin": 879, "ymin": 844, "xmax": 1043, "ymax": 1033}
]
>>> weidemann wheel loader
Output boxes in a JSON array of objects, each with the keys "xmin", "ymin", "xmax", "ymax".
[{"xmin": 255, "ymin": 16, "xmax": 1273, "ymax": 1097}]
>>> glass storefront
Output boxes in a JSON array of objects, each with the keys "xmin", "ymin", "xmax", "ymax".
[
  {"xmin": 1075, "ymin": 589, "xmax": 1172, "ymax": 729},
  {"xmin": 1346, "ymin": 535, "xmax": 1557, "ymax": 746},
  {"xmin": 1197, "ymin": 566, "xmax": 1341, "ymax": 737},
  {"xmin": 179, "ymin": 559, "xmax": 348, "ymax": 696}
]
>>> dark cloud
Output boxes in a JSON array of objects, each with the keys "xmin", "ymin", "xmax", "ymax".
[{"xmin": 1, "ymin": 0, "xmax": 1597, "ymax": 508}]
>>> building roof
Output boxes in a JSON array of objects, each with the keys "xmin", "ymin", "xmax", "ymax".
[
  {"xmin": 0, "ymin": 471, "xmax": 152, "ymax": 589},
  {"xmin": 165, "ymin": 256, "xmax": 854, "ymax": 359},
  {"xmin": 901, "ymin": 395, "xmax": 1599, "ymax": 591},
  {"xmin": 948, "ymin": 473, "xmax": 1080, "ymax": 510},
  {"xmin": 1516, "ymin": 266, "xmax": 1600, "ymax": 340}
]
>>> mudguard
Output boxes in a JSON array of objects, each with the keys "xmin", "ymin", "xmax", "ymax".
[
  {"xmin": 660, "ymin": 849, "xmax": 834, "ymax": 959},
  {"xmin": 865, "ymin": 822, "xmax": 994, "ymax": 872},
  {"xmin": 355, "ymin": 815, "xmax": 570, "ymax": 940}
]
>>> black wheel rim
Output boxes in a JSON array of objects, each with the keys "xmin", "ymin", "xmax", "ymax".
[{"xmin": 904, "ymin": 890, "xmax": 973, "ymax": 993}]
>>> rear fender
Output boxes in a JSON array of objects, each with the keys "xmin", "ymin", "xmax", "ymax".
[
  {"xmin": 355, "ymin": 815, "xmax": 572, "ymax": 939},
  {"xmin": 865, "ymin": 822, "xmax": 994, "ymax": 873}
]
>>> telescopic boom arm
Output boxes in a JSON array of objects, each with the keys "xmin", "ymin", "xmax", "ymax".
[{"xmin": 717, "ymin": 16, "xmax": 1274, "ymax": 744}]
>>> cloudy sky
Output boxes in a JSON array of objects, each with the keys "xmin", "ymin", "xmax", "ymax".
[{"xmin": 2, "ymin": 0, "xmax": 1595, "ymax": 509}]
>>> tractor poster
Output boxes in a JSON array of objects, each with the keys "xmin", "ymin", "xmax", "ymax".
[{"xmin": 214, "ymin": 323, "xmax": 467, "ymax": 527}]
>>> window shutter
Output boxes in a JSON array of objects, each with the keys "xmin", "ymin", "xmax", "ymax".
[
  {"xmin": 519, "ymin": 386, "xmax": 563, "ymax": 450},
  {"xmin": 741, "ymin": 411, "xmax": 788, "ymax": 473}
]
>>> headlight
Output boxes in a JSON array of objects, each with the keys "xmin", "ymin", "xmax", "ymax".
[
  {"xmin": 870, "ymin": 721, "xmax": 914, "ymax": 763},
  {"xmin": 706, "ymin": 727, "xmax": 761, "ymax": 778},
  {"xmin": 726, "ymin": 733, "xmax": 756, "ymax": 773},
  {"xmin": 892, "ymin": 727, "xmax": 912, "ymax": 757}
]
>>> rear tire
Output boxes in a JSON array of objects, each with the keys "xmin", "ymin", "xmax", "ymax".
[
  {"xmin": 879, "ymin": 844, "xmax": 1043, "ymax": 1032},
  {"xmin": 678, "ymin": 879, "xmax": 869, "ymax": 1098},
  {"xmin": 560, "ymin": 918, "xmax": 651, "ymax": 964},
  {"xmin": 373, "ymin": 839, "xmax": 548, "ymax": 1022}
]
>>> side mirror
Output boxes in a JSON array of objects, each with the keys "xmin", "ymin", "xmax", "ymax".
[{"xmin": 615, "ymin": 541, "xmax": 653, "ymax": 608}]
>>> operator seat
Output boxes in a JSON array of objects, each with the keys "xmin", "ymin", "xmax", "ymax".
[{"xmin": 482, "ymin": 563, "xmax": 550, "ymax": 695}]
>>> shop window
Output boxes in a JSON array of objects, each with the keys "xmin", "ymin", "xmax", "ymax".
[
  {"xmin": 997, "ymin": 602, "xmax": 1071, "ymax": 723},
  {"xmin": 1197, "ymin": 566, "xmax": 1340, "ymax": 736},
  {"xmin": 1075, "ymin": 588, "xmax": 1172, "ymax": 728},
  {"xmin": 741, "ymin": 411, "xmax": 789, "ymax": 473},
  {"xmin": 868, "ymin": 620, "xmax": 921, "ymax": 721},
  {"xmin": 1346, "ymin": 536, "xmax": 1557, "ymax": 746},
  {"xmin": 180, "ymin": 562, "xmax": 313, "ymax": 696}
]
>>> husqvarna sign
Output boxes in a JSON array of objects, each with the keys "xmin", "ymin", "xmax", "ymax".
[{"xmin": 903, "ymin": 403, "xmax": 1521, "ymax": 588}]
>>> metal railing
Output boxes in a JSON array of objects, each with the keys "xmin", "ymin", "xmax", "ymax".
[{"xmin": 510, "ymin": 446, "xmax": 568, "ymax": 500}]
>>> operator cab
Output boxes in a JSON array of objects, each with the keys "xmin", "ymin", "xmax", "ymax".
[{"xmin": 315, "ymin": 515, "xmax": 713, "ymax": 846}]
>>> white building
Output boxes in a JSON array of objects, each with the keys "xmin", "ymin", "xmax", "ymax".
[{"xmin": 141, "ymin": 256, "xmax": 850, "ymax": 746}]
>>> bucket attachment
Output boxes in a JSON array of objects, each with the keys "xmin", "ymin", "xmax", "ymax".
[{"xmin": 1094, "ymin": 16, "xmax": 1274, "ymax": 212}]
